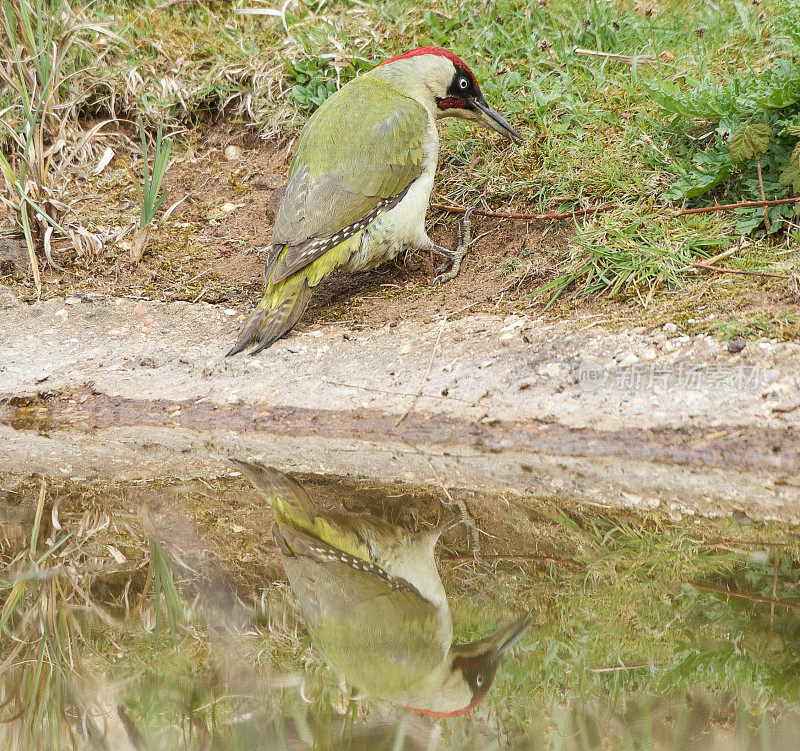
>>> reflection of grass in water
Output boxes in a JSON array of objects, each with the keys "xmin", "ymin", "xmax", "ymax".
[
  {"xmin": 0, "ymin": 481, "xmax": 189, "ymax": 750},
  {"xmin": 452, "ymin": 501, "xmax": 800, "ymax": 747},
  {"xmin": 2, "ymin": 478, "xmax": 800, "ymax": 749},
  {"xmin": 0, "ymin": 481, "xmax": 92, "ymax": 750}
]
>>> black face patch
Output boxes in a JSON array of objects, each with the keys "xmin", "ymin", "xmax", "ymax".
[
  {"xmin": 436, "ymin": 66, "xmax": 481, "ymax": 111},
  {"xmin": 448, "ymin": 65, "xmax": 480, "ymax": 100},
  {"xmin": 452, "ymin": 654, "xmax": 495, "ymax": 699}
]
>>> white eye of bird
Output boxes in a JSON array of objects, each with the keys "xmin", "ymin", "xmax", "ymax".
[
  {"xmin": 475, "ymin": 674, "xmax": 484, "ymax": 687},
  {"xmin": 459, "ymin": 77, "xmax": 469, "ymax": 90}
]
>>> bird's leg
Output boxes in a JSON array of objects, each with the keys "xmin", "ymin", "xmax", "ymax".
[
  {"xmin": 430, "ymin": 206, "xmax": 476, "ymax": 285},
  {"xmin": 437, "ymin": 498, "xmax": 486, "ymax": 565}
]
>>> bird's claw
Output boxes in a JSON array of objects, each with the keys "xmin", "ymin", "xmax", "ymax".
[
  {"xmin": 437, "ymin": 497, "xmax": 486, "ymax": 564},
  {"xmin": 458, "ymin": 206, "xmax": 475, "ymax": 248},
  {"xmin": 429, "ymin": 204, "xmax": 477, "ymax": 285},
  {"xmin": 433, "ymin": 258, "xmax": 462, "ymax": 285}
]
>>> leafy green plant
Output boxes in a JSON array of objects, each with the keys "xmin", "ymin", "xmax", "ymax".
[
  {"xmin": 286, "ymin": 59, "xmax": 339, "ymax": 113},
  {"xmin": 131, "ymin": 117, "xmax": 172, "ymax": 263},
  {"xmin": 643, "ymin": 0, "xmax": 800, "ymax": 234}
]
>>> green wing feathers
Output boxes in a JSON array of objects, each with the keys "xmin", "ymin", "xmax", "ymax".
[{"xmin": 228, "ymin": 76, "xmax": 428, "ymax": 355}]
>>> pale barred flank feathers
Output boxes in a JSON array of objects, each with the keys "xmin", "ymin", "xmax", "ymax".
[
  {"xmin": 270, "ymin": 185, "xmax": 411, "ymax": 283},
  {"xmin": 273, "ymin": 525, "xmax": 419, "ymax": 594}
]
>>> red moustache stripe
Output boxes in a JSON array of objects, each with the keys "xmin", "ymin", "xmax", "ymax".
[{"xmin": 437, "ymin": 97, "xmax": 468, "ymax": 110}]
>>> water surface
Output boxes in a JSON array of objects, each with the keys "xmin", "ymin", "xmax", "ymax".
[{"xmin": 1, "ymin": 466, "xmax": 799, "ymax": 750}]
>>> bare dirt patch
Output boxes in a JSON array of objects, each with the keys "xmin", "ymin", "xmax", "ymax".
[
  {"xmin": 3, "ymin": 123, "xmax": 569, "ymax": 324},
  {"xmin": 4, "ymin": 123, "xmax": 797, "ymax": 339}
]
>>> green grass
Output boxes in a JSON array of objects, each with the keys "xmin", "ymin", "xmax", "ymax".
[
  {"xmin": 2, "ymin": 0, "xmax": 799, "ymax": 320},
  {"xmin": 714, "ymin": 310, "xmax": 800, "ymax": 340},
  {"xmin": 532, "ymin": 210, "xmax": 733, "ymax": 308}
]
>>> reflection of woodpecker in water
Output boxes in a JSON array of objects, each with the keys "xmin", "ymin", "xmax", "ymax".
[{"xmin": 233, "ymin": 461, "xmax": 530, "ymax": 717}]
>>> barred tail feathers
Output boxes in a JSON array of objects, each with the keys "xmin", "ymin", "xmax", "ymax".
[
  {"xmin": 226, "ymin": 278, "xmax": 312, "ymax": 356},
  {"xmin": 231, "ymin": 459, "xmax": 373, "ymax": 561},
  {"xmin": 228, "ymin": 232, "xmax": 364, "ymax": 356}
]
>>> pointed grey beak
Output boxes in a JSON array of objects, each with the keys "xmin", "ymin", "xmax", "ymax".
[{"xmin": 473, "ymin": 97, "xmax": 523, "ymax": 143}]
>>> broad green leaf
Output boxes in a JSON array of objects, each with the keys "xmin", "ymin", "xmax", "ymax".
[
  {"xmin": 728, "ymin": 122, "xmax": 773, "ymax": 162},
  {"xmin": 778, "ymin": 164, "xmax": 800, "ymax": 193},
  {"xmin": 790, "ymin": 141, "xmax": 800, "ymax": 168}
]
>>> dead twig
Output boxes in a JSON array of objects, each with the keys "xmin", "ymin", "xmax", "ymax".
[
  {"xmin": 591, "ymin": 662, "xmax": 653, "ymax": 673},
  {"xmin": 323, "ymin": 380, "xmax": 472, "ymax": 404},
  {"xmin": 692, "ymin": 263, "xmax": 789, "ymax": 279},
  {"xmin": 433, "ymin": 195, "xmax": 800, "ymax": 222},
  {"xmin": 573, "ymin": 48, "xmax": 657, "ymax": 64},
  {"xmin": 703, "ymin": 540, "xmax": 798, "ymax": 549},
  {"xmin": 770, "ymin": 552, "xmax": 779, "ymax": 627},
  {"xmin": 156, "ymin": 0, "xmax": 232, "ymax": 8},
  {"xmin": 699, "ymin": 245, "xmax": 739, "ymax": 268},
  {"xmin": 432, "ymin": 202, "xmax": 618, "ymax": 221},
  {"xmin": 446, "ymin": 554, "xmax": 582, "ymax": 566},
  {"xmin": 394, "ymin": 316, "xmax": 447, "ymax": 428},
  {"xmin": 689, "ymin": 582, "xmax": 800, "ymax": 611},
  {"xmin": 675, "ymin": 195, "xmax": 800, "ymax": 216},
  {"xmin": 754, "ymin": 156, "xmax": 771, "ymax": 232}
]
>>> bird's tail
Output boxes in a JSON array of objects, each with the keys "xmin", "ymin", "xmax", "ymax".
[
  {"xmin": 231, "ymin": 460, "xmax": 375, "ymax": 561},
  {"xmin": 226, "ymin": 278, "xmax": 312, "ymax": 356},
  {"xmin": 230, "ymin": 460, "xmax": 318, "ymax": 529}
]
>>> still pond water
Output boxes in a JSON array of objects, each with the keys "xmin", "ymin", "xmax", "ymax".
[{"xmin": 1, "ymin": 461, "xmax": 799, "ymax": 750}]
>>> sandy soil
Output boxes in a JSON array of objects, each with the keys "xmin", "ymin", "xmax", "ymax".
[{"xmin": 1, "ymin": 290, "xmax": 799, "ymax": 522}]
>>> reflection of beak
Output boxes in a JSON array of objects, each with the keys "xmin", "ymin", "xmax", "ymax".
[
  {"xmin": 472, "ymin": 97, "xmax": 523, "ymax": 143},
  {"xmin": 461, "ymin": 614, "xmax": 532, "ymax": 674},
  {"xmin": 491, "ymin": 615, "xmax": 532, "ymax": 659}
]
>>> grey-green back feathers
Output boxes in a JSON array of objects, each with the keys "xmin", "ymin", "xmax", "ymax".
[
  {"xmin": 275, "ymin": 524, "xmax": 446, "ymax": 698},
  {"xmin": 269, "ymin": 76, "xmax": 428, "ymax": 283}
]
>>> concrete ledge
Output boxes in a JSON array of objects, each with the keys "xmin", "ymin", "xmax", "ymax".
[{"xmin": 2, "ymin": 294, "xmax": 799, "ymax": 522}]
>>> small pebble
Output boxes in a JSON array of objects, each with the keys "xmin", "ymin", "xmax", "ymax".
[
  {"xmin": 499, "ymin": 331, "xmax": 517, "ymax": 344},
  {"xmin": 662, "ymin": 322, "xmax": 677, "ymax": 334},
  {"xmin": 727, "ymin": 337, "xmax": 746, "ymax": 353},
  {"xmin": 223, "ymin": 308, "xmax": 237, "ymax": 316},
  {"xmin": 224, "ymin": 145, "xmax": 241, "ymax": 161}
]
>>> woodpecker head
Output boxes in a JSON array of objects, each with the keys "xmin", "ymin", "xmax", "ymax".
[
  {"xmin": 374, "ymin": 47, "xmax": 522, "ymax": 143},
  {"xmin": 403, "ymin": 615, "xmax": 532, "ymax": 718}
]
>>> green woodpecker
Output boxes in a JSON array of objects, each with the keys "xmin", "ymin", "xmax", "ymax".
[
  {"xmin": 234, "ymin": 460, "xmax": 530, "ymax": 717},
  {"xmin": 227, "ymin": 47, "xmax": 521, "ymax": 355}
]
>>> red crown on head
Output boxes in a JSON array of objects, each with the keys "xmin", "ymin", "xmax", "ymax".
[{"xmin": 376, "ymin": 46, "xmax": 477, "ymax": 85}]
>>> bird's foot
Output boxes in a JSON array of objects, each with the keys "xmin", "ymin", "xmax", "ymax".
[
  {"xmin": 438, "ymin": 498, "xmax": 486, "ymax": 565},
  {"xmin": 430, "ymin": 206, "xmax": 476, "ymax": 285}
]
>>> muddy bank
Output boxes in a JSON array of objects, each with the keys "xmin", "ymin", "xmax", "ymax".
[{"xmin": 1, "ymin": 291, "xmax": 799, "ymax": 521}]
